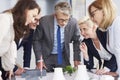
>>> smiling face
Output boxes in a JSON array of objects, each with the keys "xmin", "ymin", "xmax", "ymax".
[
  {"xmin": 29, "ymin": 13, "xmax": 41, "ymax": 30},
  {"xmin": 79, "ymin": 23, "xmax": 94, "ymax": 39},
  {"xmin": 90, "ymin": 6, "xmax": 104, "ymax": 26},
  {"xmin": 25, "ymin": 8, "xmax": 39, "ymax": 26}
]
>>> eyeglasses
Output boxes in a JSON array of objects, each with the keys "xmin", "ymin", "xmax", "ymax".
[
  {"xmin": 57, "ymin": 19, "xmax": 69, "ymax": 23},
  {"xmin": 90, "ymin": 9, "xmax": 99, "ymax": 17},
  {"xmin": 55, "ymin": 14, "xmax": 70, "ymax": 23}
]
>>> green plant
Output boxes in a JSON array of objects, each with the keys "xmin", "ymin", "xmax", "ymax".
[{"xmin": 63, "ymin": 65, "xmax": 76, "ymax": 76}]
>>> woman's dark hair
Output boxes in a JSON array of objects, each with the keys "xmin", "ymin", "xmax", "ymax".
[{"xmin": 11, "ymin": 0, "xmax": 40, "ymax": 42}]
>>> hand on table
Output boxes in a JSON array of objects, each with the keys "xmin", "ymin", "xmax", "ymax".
[
  {"xmin": 5, "ymin": 70, "xmax": 14, "ymax": 80},
  {"xmin": 104, "ymin": 72, "xmax": 118, "ymax": 77},
  {"xmin": 95, "ymin": 69, "xmax": 108, "ymax": 75},
  {"xmin": 14, "ymin": 67, "xmax": 25, "ymax": 75},
  {"xmin": 36, "ymin": 62, "xmax": 47, "ymax": 70}
]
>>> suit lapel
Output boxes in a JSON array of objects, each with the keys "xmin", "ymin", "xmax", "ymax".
[
  {"xmin": 49, "ymin": 15, "xmax": 54, "ymax": 44},
  {"xmin": 89, "ymin": 39, "xmax": 101, "ymax": 61},
  {"xmin": 90, "ymin": 39, "xmax": 102, "ymax": 68},
  {"xmin": 64, "ymin": 24, "xmax": 69, "ymax": 44},
  {"xmin": 64, "ymin": 17, "xmax": 72, "ymax": 43}
]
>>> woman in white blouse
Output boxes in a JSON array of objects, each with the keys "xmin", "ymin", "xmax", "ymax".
[
  {"xmin": 88, "ymin": 0, "xmax": 120, "ymax": 76},
  {"xmin": 0, "ymin": 0, "xmax": 40, "ymax": 79}
]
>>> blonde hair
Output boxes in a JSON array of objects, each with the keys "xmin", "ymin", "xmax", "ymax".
[
  {"xmin": 88, "ymin": 0, "xmax": 116, "ymax": 30},
  {"xmin": 78, "ymin": 16, "xmax": 94, "ymax": 28}
]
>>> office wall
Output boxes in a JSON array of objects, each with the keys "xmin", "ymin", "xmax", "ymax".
[
  {"xmin": 0, "ymin": 0, "xmax": 69, "ymax": 16},
  {"xmin": 0, "ymin": 0, "xmax": 17, "ymax": 12},
  {"xmin": 72, "ymin": 0, "xmax": 86, "ymax": 20},
  {"xmin": 0, "ymin": 0, "xmax": 119, "ymax": 17},
  {"xmin": 36, "ymin": 0, "xmax": 69, "ymax": 16}
]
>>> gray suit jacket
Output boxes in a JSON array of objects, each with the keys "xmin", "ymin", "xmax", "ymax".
[{"xmin": 33, "ymin": 14, "xmax": 81, "ymax": 65}]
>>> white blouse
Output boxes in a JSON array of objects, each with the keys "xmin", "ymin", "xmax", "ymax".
[
  {"xmin": 0, "ymin": 12, "xmax": 17, "ymax": 71},
  {"xmin": 96, "ymin": 42, "xmax": 112, "ymax": 61},
  {"xmin": 106, "ymin": 16, "xmax": 120, "ymax": 75}
]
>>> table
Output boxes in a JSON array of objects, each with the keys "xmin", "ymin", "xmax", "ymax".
[
  {"xmin": 12, "ymin": 71, "xmax": 119, "ymax": 80},
  {"xmin": 14, "ymin": 72, "xmax": 75, "ymax": 80}
]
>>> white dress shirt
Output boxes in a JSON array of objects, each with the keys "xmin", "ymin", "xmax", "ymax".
[{"xmin": 106, "ymin": 16, "xmax": 120, "ymax": 75}]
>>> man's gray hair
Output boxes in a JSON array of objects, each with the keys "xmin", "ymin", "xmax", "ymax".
[{"xmin": 55, "ymin": 2, "xmax": 72, "ymax": 15}]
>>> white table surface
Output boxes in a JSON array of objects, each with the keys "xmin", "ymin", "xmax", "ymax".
[
  {"xmin": 14, "ymin": 71, "xmax": 119, "ymax": 80},
  {"xmin": 15, "ymin": 72, "xmax": 75, "ymax": 80}
]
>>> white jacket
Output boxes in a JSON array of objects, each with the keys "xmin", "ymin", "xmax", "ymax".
[
  {"xmin": 0, "ymin": 12, "xmax": 17, "ymax": 71},
  {"xmin": 107, "ymin": 16, "xmax": 120, "ymax": 75}
]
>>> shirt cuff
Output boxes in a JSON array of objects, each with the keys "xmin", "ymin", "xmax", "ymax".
[{"xmin": 37, "ymin": 60, "xmax": 43, "ymax": 62}]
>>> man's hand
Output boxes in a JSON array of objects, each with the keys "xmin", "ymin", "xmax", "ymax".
[
  {"xmin": 74, "ymin": 61, "xmax": 81, "ymax": 69},
  {"xmin": 36, "ymin": 62, "xmax": 47, "ymax": 70}
]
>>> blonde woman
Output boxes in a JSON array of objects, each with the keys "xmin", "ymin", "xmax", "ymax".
[
  {"xmin": 78, "ymin": 16, "xmax": 117, "ymax": 76},
  {"xmin": 88, "ymin": 0, "xmax": 120, "ymax": 76}
]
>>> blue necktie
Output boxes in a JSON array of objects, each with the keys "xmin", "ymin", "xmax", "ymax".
[{"xmin": 57, "ymin": 25, "xmax": 62, "ymax": 65}]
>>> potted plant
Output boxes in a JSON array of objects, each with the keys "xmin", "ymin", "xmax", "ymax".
[{"xmin": 63, "ymin": 65, "xmax": 76, "ymax": 76}]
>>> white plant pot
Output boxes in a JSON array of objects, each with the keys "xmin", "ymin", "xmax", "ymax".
[
  {"xmin": 74, "ymin": 65, "xmax": 89, "ymax": 80},
  {"xmin": 52, "ymin": 67, "xmax": 66, "ymax": 80}
]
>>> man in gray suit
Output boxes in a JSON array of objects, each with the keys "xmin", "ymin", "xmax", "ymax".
[{"xmin": 33, "ymin": 2, "xmax": 81, "ymax": 72}]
